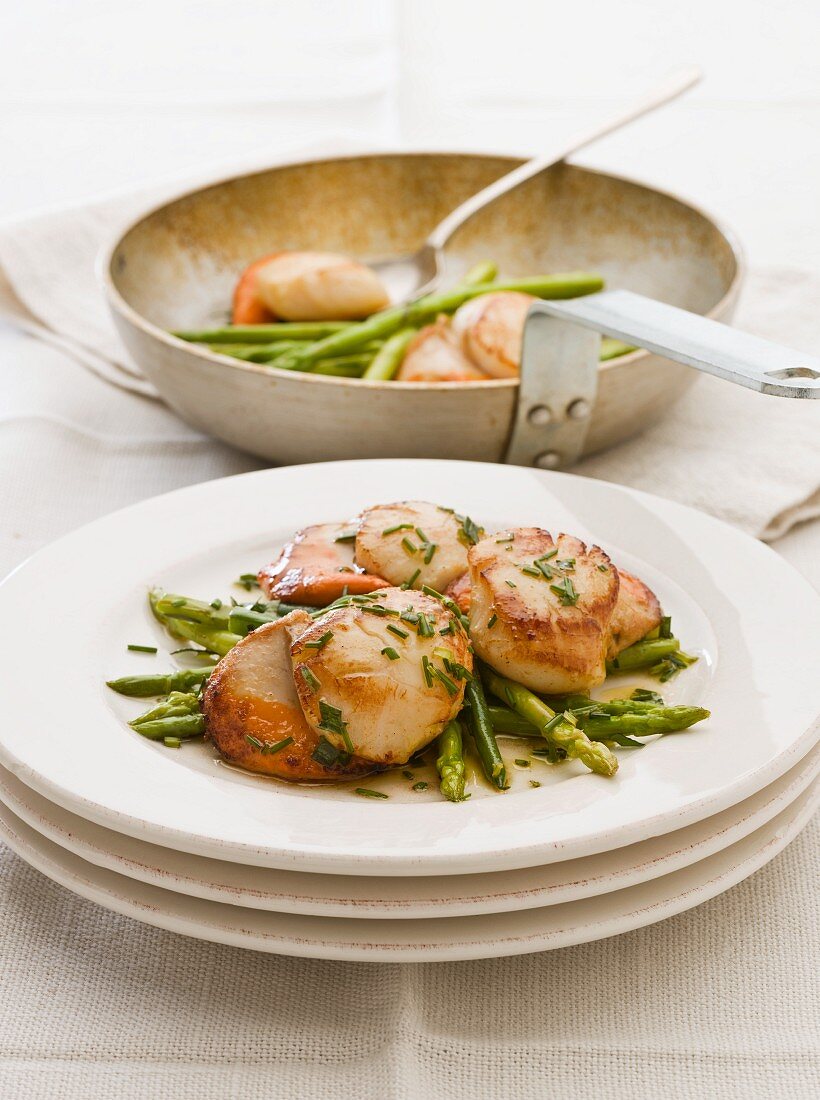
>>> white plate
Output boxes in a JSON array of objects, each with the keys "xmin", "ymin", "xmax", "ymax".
[
  {"xmin": 1, "ymin": 749, "xmax": 816, "ymax": 918},
  {"xmin": 0, "ymin": 460, "xmax": 818, "ymax": 875},
  {"xmin": 0, "ymin": 784, "xmax": 815, "ymax": 962}
]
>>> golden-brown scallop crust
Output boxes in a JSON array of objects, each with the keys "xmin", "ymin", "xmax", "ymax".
[
  {"xmin": 292, "ymin": 587, "xmax": 472, "ymax": 765},
  {"xmin": 202, "ymin": 616, "xmax": 376, "ymax": 782},
  {"xmin": 607, "ymin": 569, "xmax": 662, "ymax": 657},
  {"xmin": 468, "ymin": 528, "xmax": 619, "ymax": 694}
]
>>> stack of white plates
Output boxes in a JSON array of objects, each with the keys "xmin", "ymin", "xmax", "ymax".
[{"xmin": 0, "ymin": 461, "xmax": 817, "ymax": 962}]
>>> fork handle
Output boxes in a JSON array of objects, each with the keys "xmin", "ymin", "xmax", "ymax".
[
  {"xmin": 425, "ymin": 65, "xmax": 701, "ymax": 253},
  {"xmin": 537, "ymin": 290, "xmax": 820, "ymax": 399}
]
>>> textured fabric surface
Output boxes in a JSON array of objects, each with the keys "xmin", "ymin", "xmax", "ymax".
[
  {"xmin": 0, "ymin": 156, "xmax": 818, "ymax": 540},
  {"xmin": 0, "ymin": 819, "xmax": 816, "ymax": 1099}
]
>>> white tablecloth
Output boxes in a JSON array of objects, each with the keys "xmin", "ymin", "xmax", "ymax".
[{"xmin": 1, "ymin": 3, "xmax": 819, "ymax": 1095}]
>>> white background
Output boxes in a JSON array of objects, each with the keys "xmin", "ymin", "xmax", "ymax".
[{"xmin": 2, "ymin": 0, "xmax": 819, "ymax": 269}]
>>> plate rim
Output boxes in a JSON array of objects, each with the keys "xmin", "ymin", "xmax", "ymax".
[
  {"xmin": 0, "ymin": 782, "xmax": 815, "ymax": 962},
  {"xmin": 0, "ymin": 747, "xmax": 816, "ymax": 919},
  {"xmin": 0, "ymin": 459, "xmax": 818, "ymax": 874}
]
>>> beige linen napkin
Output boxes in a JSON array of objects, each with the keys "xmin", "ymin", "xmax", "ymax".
[{"xmin": 0, "ymin": 156, "xmax": 818, "ymax": 541}]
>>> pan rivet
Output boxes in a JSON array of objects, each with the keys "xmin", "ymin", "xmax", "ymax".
[
  {"xmin": 527, "ymin": 404, "xmax": 552, "ymax": 425},
  {"xmin": 534, "ymin": 451, "xmax": 561, "ymax": 470},
  {"xmin": 567, "ymin": 398, "xmax": 591, "ymax": 420}
]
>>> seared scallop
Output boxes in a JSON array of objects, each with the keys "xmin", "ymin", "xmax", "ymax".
[
  {"xmin": 202, "ymin": 611, "xmax": 376, "ymax": 781},
  {"xmin": 607, "ymin": 569, "xmax": 662, "ymax": 657},
  {"xmin": 468, "ymin": 528, "xmax": 619, "ymax": 694},
  {"xmin": 258, "ymin": 522, "xmax": 389, "ymax": 607},
  {"xmin": 291, "ymin": 588, "xmax": 471, "ymax": 765},
  {"xmin": 355, "ymin": 501, "xmax": 480, "ymax": 593},
  {"xmin": 396, "ymin": 318, "xmax": 487, "ymax": 382},
  {"xmin": 451, "ymin": 291, "xmax": 535, "ymax": 378},
  {"xmin": 253, "ymin": 251, "xmax": 390, "ymax": 321}
]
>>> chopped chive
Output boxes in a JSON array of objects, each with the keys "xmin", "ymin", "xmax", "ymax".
[
  {"xmin": 505, "ymin": 579, "xmax": 517, "ymax": 588},
  {"xmin": 430, "ymin": 666, "xmax": 458, "ymax": 696},
  {"xmin": 401, "ymin": 537, "xmax": 418, "ymax": 556},
  {"xmin": 311, "ymin": 736, "xmax": 342, "ymax": 766},
  {"xmin": 414, "ymin": 527, "xmax": 429, "ymax": 543},
  {"xmin": 400, "ymin": 608, "xmax": 419, "ymax": 625},
  {"xmin": 210, "ymin": 599, "xmax": 223, "ymax": 610},
  {"xmin": 529, "ymin": 780, "xmax": 542, "ymax": 788},
  {"xmin": 535, "ymin": 560, "xmax": 555, "ymax": 579},
  {"xmin": 514, "ymin": 758, "xmax": 531, "ymax": 768},
  {"xmin": 318, "ymin": 699, "xmax": 353, "ymax": 753},
  {"xmin": 412, "ymin": 781, "xmax": 429, "ymax": 791},
  {"xmin": 433, "ymin": 646, "xmax": 454, "ymax": 661},
  {"xmin": 382, "ymin": 523, "xmax": 414, "ymax": 535},
  {"xmin": 417, "ymin": 612, "xmax": 435, "ymax": 638},
  {"xmin": 556, "ymin": 558, "xmax": 575, "ymax": 572},
  {"xmin": 261, "ymin": 735, "xmax": 294, "ymax": 755},
  {"xmin": 421, "ymin": 584, "xmax": 445, "ymax": 600},
  {"xmin": 402, "ymin": 569, "xmax": 421, "ymax": 589},
  {"xmin": 437, "ymin": 505, "xmax": 455, "ymax": 514},
  {"xmin": 597, "ymin": 564, "xmax": 609, "ymax": 572},
  {"xmin": 459, "ymin": 515, "xmax": 482, "ymax": 546},
  {"xmin": 387, "ymin": 623, "xmax": 409, "ymax": 639},
  {"xmin": 421, "ymin": 655, "xmax": 434, "ymax": 687},
  {"xmin": 521, "ymin": 565, "xmax": 541, "ymax": 578},
  {"xmin": 550, "ymin": 577, "xmax": 579, "ymax": 605},
  {"xmin": 439, "ymin": 624, "xmax": 454, "ymax": 636},
  {"xmin": 355, "ymin": 788, "xmax": 389, "ymax": 799},
  {"xmin": 496, "ymin": 534, "xmax": 514, "ymax": 543},
  {"xmin": 631, "ymin": 687, "xmax": 664, "ymax": 704},
  {"xmin": 300, "ymin": 666, "xmax": 321, "ymax": 691},
  {"xmin": 163, "ymin": 736, "xmax": 182, "ymax": 748},
  {"xmin": 235, "ymin": 573, "xmax": 258, "ymax": 591},
  {"xmin": 304, "ymin": 630, "xmax": 333, "ymax": 649},
  {"xmin": 127, "ymin": 644, "xmax": 157, "ymax": 654},
  {"xmin": 424, "ymin": 542, "xmax": 438, "ymax": 564},
  {"xmin": 245, "ymin": 734, "xmax": 264, "ymax": 749},
  {"xmin": 487, "ymin": 613, "xmax": 498, "ymax": 629},
  {"xmin": 381, "ymin": 647, "xmax": 401, "ymax": 661},
  {"xmin": 334, "ymin": 531, "xmax": 357, "ymax": 543},
  {"xmin": 445, "ymin": 661, "xmax": 472, "ymax": 681},
  {"xmin": 402, "ymin": 769, "xmax": 414, "ymax": 780}
]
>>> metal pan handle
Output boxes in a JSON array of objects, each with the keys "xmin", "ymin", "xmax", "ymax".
[
  {"xmin": 539, "ymin": 289, "xmax": 820, "ymax": 400},
  {"xmin": 505, "ymin": 290, "xmax": 820, "ymax": 469}
]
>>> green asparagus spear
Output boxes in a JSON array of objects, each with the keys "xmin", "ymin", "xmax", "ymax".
[
  {"xmin": 130, "ymin": 691, "xmax": 201, "ymax": 726},
  {"xmin": 220, "ymin": 340, "xmax": 305, "ymax": 362},
  {"xmin": 227, "ymin": 605, "xmax": 283, "ymax": 636},
  {"xmin": 130, "ymin": 714, "xmax": 206, "ymax": 741},
  {"xmin": 606, "ymin": 637, "xmax": 681, "ymax": 673},
  {"xmin": 580, "ymin": 705, "xmax": 710, "ymax": 738},
  {"xmin": 150, "ymin": 589, "xmax": 240, "ymax": 655},
  {"xmin": 153, "ymin": 593, "xmax": 232, "ymax": 629},
  {"xmin": 482, "ymin": 668, "xmax": 618, "ymax": 777},
  {"xmin": 106, "ymin": 667, "xmax": 213, "ymax": 698},
  {"xmin": 464, "ymin": 677, "xmax": 508, "ymax": 790},
  {"xmin": 173, "ymin": 321, "xmax": 352, "ymax": 344},
  {"xmin": 313, "ymin": 355, "xmax": 372, "ymax": 377},
  {"xmin": 436, "ymin": 719, "xmax": 469, "ymax": 802},
  {"xmin": 274, "ymin": 272, "xmax": 604, "ymax": 371},
  {"xmin": 363, "ymin": 327, "xmax": 416, "ymax": 381},
  {"xmin": 461, "ymin": 260, "xmax": 498, "ymax": 285},
  {"xmin": 487, "ymin": 700, "xmax": 709, "ymax": 742},
  {"xmin": 599, "ymin": 337, "xmax": 635, "ymax": 361}
]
